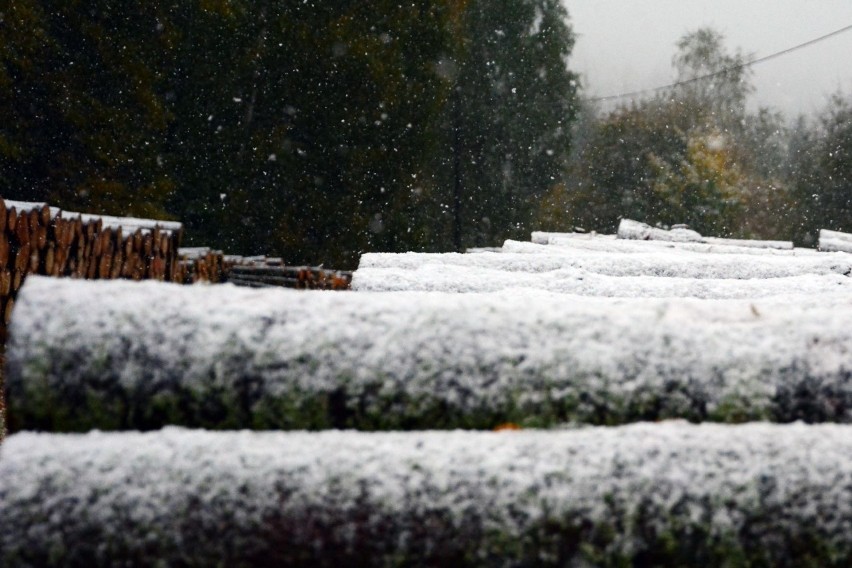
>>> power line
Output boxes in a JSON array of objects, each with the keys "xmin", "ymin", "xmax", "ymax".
[{"xmin": 586, "ymin": 22, "xmax": 852, "ymax": 103}]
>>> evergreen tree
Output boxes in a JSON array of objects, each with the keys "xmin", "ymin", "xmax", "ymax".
[
  {"xmin": 2, "ymin": 1, "xmax": 581, "ymax": 265},
  {"xmin": 0, "ymin": 0, "xmax": 175, "ymax": 218},
  {"xmin": 162, "ymin": 1, "xmax": 455, "ymax": 267},
  {"xmin": 434, "ymin": 0, "xmax": 579, "ymax": 249},
  {"xmin": 790, "ymin": 94, "xmax": 852, "ymax": 242}
]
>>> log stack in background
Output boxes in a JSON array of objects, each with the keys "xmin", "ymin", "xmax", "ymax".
[
  {"xmin": 228, "ymin": 260, "xmax": 352, "ymax": 290},
  {"xmin": 179, "ymin": 248, "xmax": 352, "ymax": 290},
  {"xmin": 178, "ymin": 247, "xmax": 227, "ymax": 283},
  {"xmin": 0, "ymin": 198, "xmax": 184, "ymax": 340}
]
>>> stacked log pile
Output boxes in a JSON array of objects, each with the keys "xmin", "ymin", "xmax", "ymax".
[
  {"xmin": 7, "ymin": 217, "xmax": 852, "ymax": 565},
  {"xmin": 228, "ymin": 262, "xmax": 352, "ymax": 290},
  {"xmin": 178, "ymin": 247, "xmax": 227, "ymax": 283},
  {"xmin": 179, "ymin": 248, "xmax": 352, "ymax": 289},
  {"xmin": 0, "ymin": 199, "xmax": 183, "ymax": 338}
]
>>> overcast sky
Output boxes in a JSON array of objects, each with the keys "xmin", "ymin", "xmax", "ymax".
[{"xmin": 564, "ymin": 0, "xmax": 852, "ymax": 118}]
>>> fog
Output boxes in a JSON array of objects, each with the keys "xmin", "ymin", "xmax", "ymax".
[{"xmin": 566, "ymin": 0, "xmax": 852, "ymax": 118}]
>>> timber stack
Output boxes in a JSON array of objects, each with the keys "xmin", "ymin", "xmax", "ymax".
[
  {"xmin": 0, "ymin": 198, "xmax": 183, "ymax": 339},
  {"xmin": 228, "ymin": 261, "xmax": 352, "ymax": 290},
  {"xmin": 180, "ymin": 249, "xmax": 352, "ymax": 290},
  {"xmin": 178, "ymin": 247, "xmax": 227, "ymax": 283}
]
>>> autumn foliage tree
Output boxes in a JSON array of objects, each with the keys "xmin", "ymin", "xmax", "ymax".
[{"xmin": 549, "ymin": 27, "xmax": 797, "ymax": 240}]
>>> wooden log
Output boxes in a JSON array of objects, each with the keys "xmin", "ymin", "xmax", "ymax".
[
  {"xmin": 4, "ymin": 425, "xmax": 852, "ymax": 567},
  {"xmin": 86, "ymin": 251, "xmax": 98, "ymax": 280},
  {"xmin": 28, "ymin": 247, "xmax": 39, "ymax": 274},
  {"xmin": 106, "ymin": 250, "xmax": 119, "ymax": 279},
  {"xmin": 818, "ymin": 229, "xmax": 852, "ymax": 253},
  {"xmin": 98, "ymin": 253, "xmax": 111, "ymax": 280},
  {"xmin": 92, "ymin": 229, "xmax": 102, "ymax": 258},
  {"xmin": 7, "ymin": 206, "xmax": 16, "ymax": 234},
  {"xmin": 0, "ymin": 199, "xmax": 6, "ymax": 233},
  {"xmin": 13, "ymin": 244, "xmax": 29, "ymax": 273},
  {"xmin": 38, "ymin": 203, "xmax": 51, "ymax": 227},
  {"xmin": 0, "ymin": 269, "xmax": 10, "ymax": 296},
  {"xmin": 360, "ymin": 250, "xmax": 852, "ymax": 280},
  {"xmin": 44, "ymin": 243, "xmax": 55, "ymax": 277},
  {"xmin": 228, "ymin": 274, "xmax": 300, "ymax": 288},
  {"xmin": 14, "ymin": 210, "xmax": 29, "ymax": 247},
  {"xmin": 72, "ymin": 218, "xmax": 83, "ymax": 247},
  {"xmin": 4, "ymin": 295, "xmax": 13, "ymax": 325},
  {"xmin": 9, "ymin": 277, "xmax": 852, "ymax": 433},
  {"xmin": 27, "ymin": 209, "xmax": 40, "ymax": 243},
  {"xmin": 54, "ymin": 245, "xmax": 68, "ymax": 276},
  {"xmin": 11, "ymin": 270, "xmax": 22, "ymax": 292},
  {"xmin": 616, "ymin": 219, "xmax": 794, "ymax": 250},
  {"xmin": 0, "ymin": 237, "xmax": 9, "ymax": 268},
  {"xmin": 151, "ymin": 227, "xmax": 160, "ymax": 253},
  {"xmin": 131, "ymin": 255, "xmax": 144, "ymax": 280}
]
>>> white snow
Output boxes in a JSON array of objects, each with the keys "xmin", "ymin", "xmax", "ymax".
[
  {"xmin": 358, "ymin": 249, "xmax": 852, "ymax": 279},
  {"xmin": 616, "ymin": 219, "xmax": 794, "ymax": 249},
  {"xmin": 819, "ymin": 229, "xmax": 852, "ymax": 253},
  {"xmin": 617, "ymin": 218, "xmax": 704, "ymax": 242},
  {"xmin": 178, "ymin": 247, "xmax": 221, "ymax": 260},
  {"xmin": 3, "ymin": 199, "xmax": 62, "ymax": 218},
  {"xmin": 522, "ymin": 235, "xmax": 816, "ymax": 256},
  {"xmin": 1, "ymin": 423, "xmax": 851, "ymax": 565},
  {"xmin": 1, "ymin": 198, "xmax": 182, "ymax": 234},
  {"xmin": 8, "ymin": 276, "xmax": 852, "ymax": 429},
  {"xmin": 352, "ymin": 263, "xmax": 852, "ymax": 297},
  {"xmin": 4, "ymin": 218, "xmax": 852, "ymax": 563},
  {"xmin": 65, "ymin": 212, "xmax": 183, "ymax": 234}
]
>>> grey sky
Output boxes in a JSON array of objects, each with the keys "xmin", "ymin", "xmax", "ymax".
[{"xmin": 564, "ymin": 0, "xmax": 852, "ymax": 118}]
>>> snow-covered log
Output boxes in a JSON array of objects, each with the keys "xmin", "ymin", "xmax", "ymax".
[
  {"xmin": 702, "ymin": 235, "xmax": 794, "ymax": 249},
  {"xmin": 352, "ymin": 264, "xmax": 852, "ymax": 298},
  {"xmin": 2, "ymin": 423, "xmax": 851, "ymax": 567},
  {"xmin": 531, "ymin": 230, "xmax": 598, "ymax": 244},
  {"xmin": 62, "ymin": 211, "xmax": 183, "ymax": 235},
  {"xmin": 7, "ymin": 277, "xmax": 852, "ymax": 432},
  {"xmin": 617, "ymin": 219, "xmax": 704, "ymax": 242},
  {"xmin": 616, "ymin": 219, "xmax": 793, "ymax": 249},
  {"xmin": 358, "ymin": 249, "xmax": 852, "ymax": 279},
  {"xmin": 519, "ymin": 235, "xmax": 815, "ymax": 256},
  {"xmin": 819, "ymin": 229, "xmax": 852, "ymax": 253},
  {"xmin": 0, "ymin": 198, "xmax": 184, "ymax": 324}
]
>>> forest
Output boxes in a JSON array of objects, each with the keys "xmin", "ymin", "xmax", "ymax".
[{"xmin": 1, "ymin": 1, "xmax": 850, "ymax": 268}]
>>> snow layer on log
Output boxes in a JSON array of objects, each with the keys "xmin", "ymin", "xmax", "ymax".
[
  {"xmin": 1, "ymin": 423, "xmax": 851, "ymax": 567},
  {"xmin": 530, "ymin": 230, "xmax": 607, "ymax": 244},
  {"xmin": 617, "ymin": 219, "xmax": 703, "ymax": 242},
  {"xmin": 352, "ymin": 263, "xmax": 852, "ymax": 298},
  {"xmin": 819, "ymin": 229, "xmax": 852, "ymax": 253},
  {"xmin": 2, "ymin": 199, "xmax": 62, "ymax": 218},
  {"xmin": 358, "ymin": 249, "xmax": 852, "ymax": 279},
  {"xmin": 520, "ymin": 235, "xmax": 815, "ymax": 256},
  {"xmin": 178, "ymin": 246, "xmax": 221, "ymax": 260},
  {"xmin": 55, "ymin": 211, "xmax": 183, "ymax": 234},
  {"xmin": 7, "ymin": 277, "xmax": 852, "ymax": 431},
  {"xmin": 702, "ymin": 236, "xmax": 794, "ymax": 249},
  {"xmin": 616, "ymin": 219, "xmax": 793, "ymax": 249}
]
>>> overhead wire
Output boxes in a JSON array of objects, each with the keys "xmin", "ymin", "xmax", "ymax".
[{"xmin": 585, "ymin": 22, "xmax": 852, "ymax": 102}]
